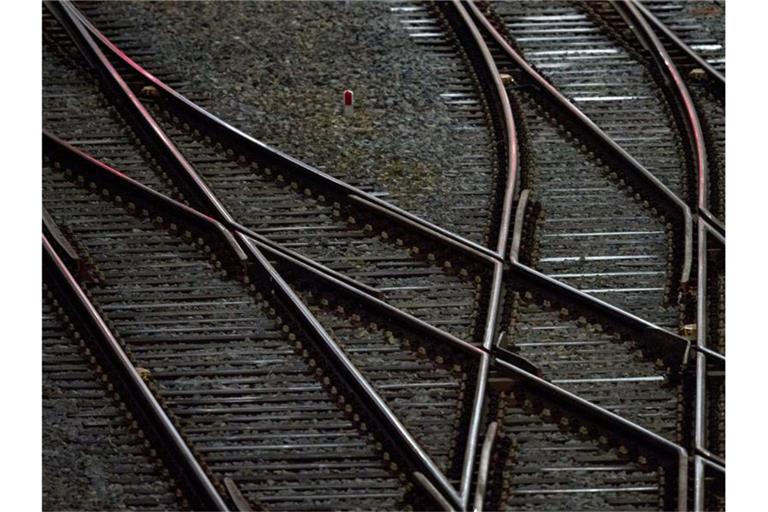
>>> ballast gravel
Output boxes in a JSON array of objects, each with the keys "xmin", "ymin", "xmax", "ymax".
[{"xmin": 84, "ymin": 0, "xmax": 498, "ymax": 243}]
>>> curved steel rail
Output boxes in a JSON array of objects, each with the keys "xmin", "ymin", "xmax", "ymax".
[
  {"xmin": 437, "ymin": 1, "xmax": 520, "ymax": 506},
  {"xmin": 64, "ymin": 0, "xmax": 499, "ymax": 264},
  {"xmin": 465, "ymin": 0, "xmax": 693, "ymax": 288},
  {"xmin": 473, "ymin": 421, "xmax": 498, "ymax": 512},
  {"xmin": 633, "ymin": 0, "xmax": 725, "ymax": 94},
  {"xmin": 694, "ymin": 456, "xmax": 725, "ymax": 510},
  {"xmin": 43, "ymin": 235, "xmax": 230, "ymax": 511},
  {"xmin": 614, "ymin": 0, "xmax": 710, "ymax": 216},
  {"xmin": 43, "ymin": 206, "xmax": 81, "ymax": 274},
  {"xmin": 508, "ymin": 189, "xmax": 529, "ymax": 263},
  {"xmin": 438, "ymin": 0, "xmax": 519, "ymax": 257}
]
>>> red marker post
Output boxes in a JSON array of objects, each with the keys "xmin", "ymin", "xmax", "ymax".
[{"xmin": 343, "ymin": 89, "xmax": 354, "ymax": 117}]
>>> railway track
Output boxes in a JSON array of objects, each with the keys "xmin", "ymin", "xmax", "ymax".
[
  {"xmin": 640, "ymin": 0, "xmax": 725, "ymax": 77},
  {"xmin": 43, "ymin": 141, "xmax": 436, "ymax": 510},
  {"xmin": 587, "ymin": 0, "xmax": 725, "ymax": 223},
  {"xmin": 43, "ymin": 286, "xmax": 185, "ymax": 511},
  {"xmin": 481, "ymin": 0, "xmax": 685, "ymax": 324},
  {"xmin": 42, "ymin": 1, "xmax": 724, "ymax": 510},
  {"xmin": 76, "ymin": 0, "xmax": 504, "ymax": 246},
  {"xmin": 45, "ymin": 1, "xmax": 494, "ymax": 348}
]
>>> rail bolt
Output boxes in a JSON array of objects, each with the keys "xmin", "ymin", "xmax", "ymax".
[
  {"xmin": 689, "ymin": 68, "xmax": 707, "ymax": 81},
  {"xmin": 140, "ymin": 85, "xmax": 159, "ymax": 98},
  {"xmin": 499, "ymin": 73, "xmax": 515, "ymax": 86}
]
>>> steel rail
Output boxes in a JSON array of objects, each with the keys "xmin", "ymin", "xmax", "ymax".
[
  {"xmin": 508, "ymin": 189, "xmax": 529, "ymax": 263},
  {"xmin": 632, "ymin": 0, "xmax": 726, "ymax": 93},
  {"xmin": 413, "ymin": 472, "xmax": 455, "ymax": 512},
  {"xmin": 614, "ymin": 0, "xmax": 711, "ymax": 219},
  {"xmin": 473, "ymin": 421, "xmax": 498, "ymax": 512},
  {"xmin": 693, "ymin": 344, "xmax": 725, "ymax": 365},
  {"xmin": 697, "ymin": 448, "xmax": 725, "ymax": 469},
  {"xmin": 493, "ymin": 358, "xmax": 689, "ymax": 511},
  {"xmin": 436, "ymin": 0, "xmax": 519, "ymax": 258},
  {"xmin": 611, "ymin": 7, "xmax": 727, "ymax": 506},
  {"xmin": 43, "ymin": 206, "xmax": 80, "ymax": 271},
  {"xmin": 509, "ymin": 260, "xmax": 690, "ymax": 368},
  {"xmin": 694, "ymin": 456, "xmax": 725, "ymax": 511},
  {"xmin": 700, "ymin": 207, "xmax": 725, "ymax": 239},
  {"xmin": 695, "ymin": 222, "xmax": 710, "ymax": 472},
  {"xmin": 692, "ymin": 221, "xmax": 725, "ymax": 511},
  {"xmin": 465, "ymin": 0, "xmax": 693, "ymax": 287},
  {"xmin": 44, "ymin": 129, "xmax": 464, "ymax": 509},
  {"xmin": 691, "ymin": 213, "xmax": 726, "ymax": 512},
  {"xmin": 461, "ymin": 259, "xmax": 503, "ymax": 508},
  {"xmin": 66, "ymin": 2, "xmax": 500, "ymax": 264},
  {"xmin": 237, "ymin": 234, "xmax": 464, "ymax": 510},
  {"xmin": 438, "ymin": 1, "xmax": 521, "ymax": 506},
  {"xmin": 43, "ymin": 234, "xmax": 230, "ymax": 511},
  {"xmin": 223, "ymin": 478, "xmax": 253, "ymax": 512}
]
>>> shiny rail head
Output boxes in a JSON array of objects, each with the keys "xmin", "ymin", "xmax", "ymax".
[{"xmin": 42, "ymin": 234, "xmax": 230, "ymax": 511}]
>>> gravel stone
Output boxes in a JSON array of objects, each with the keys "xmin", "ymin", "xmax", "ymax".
[{"xmin": 86, "ymin": 0, "xmax": 497, "ymax": 243}]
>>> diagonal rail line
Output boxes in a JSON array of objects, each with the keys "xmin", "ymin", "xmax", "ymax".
[
  {"xmin": 45, "ymin": 127, "xmax": 695, "ymax": 510},
  {"xmin": 43, "ymin": 234, "xmax": 231, "ymax": 511},
  {"xmin": 59, "ymin": 0, "xmax": 695, "ymax": 351},
  {"xmin": 632, "ymin": 0, "xmax": 725, "ymax": 92},
  {"xmin": 43, "ymin": 129, "xmax": 467, "ymax": 509}
]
